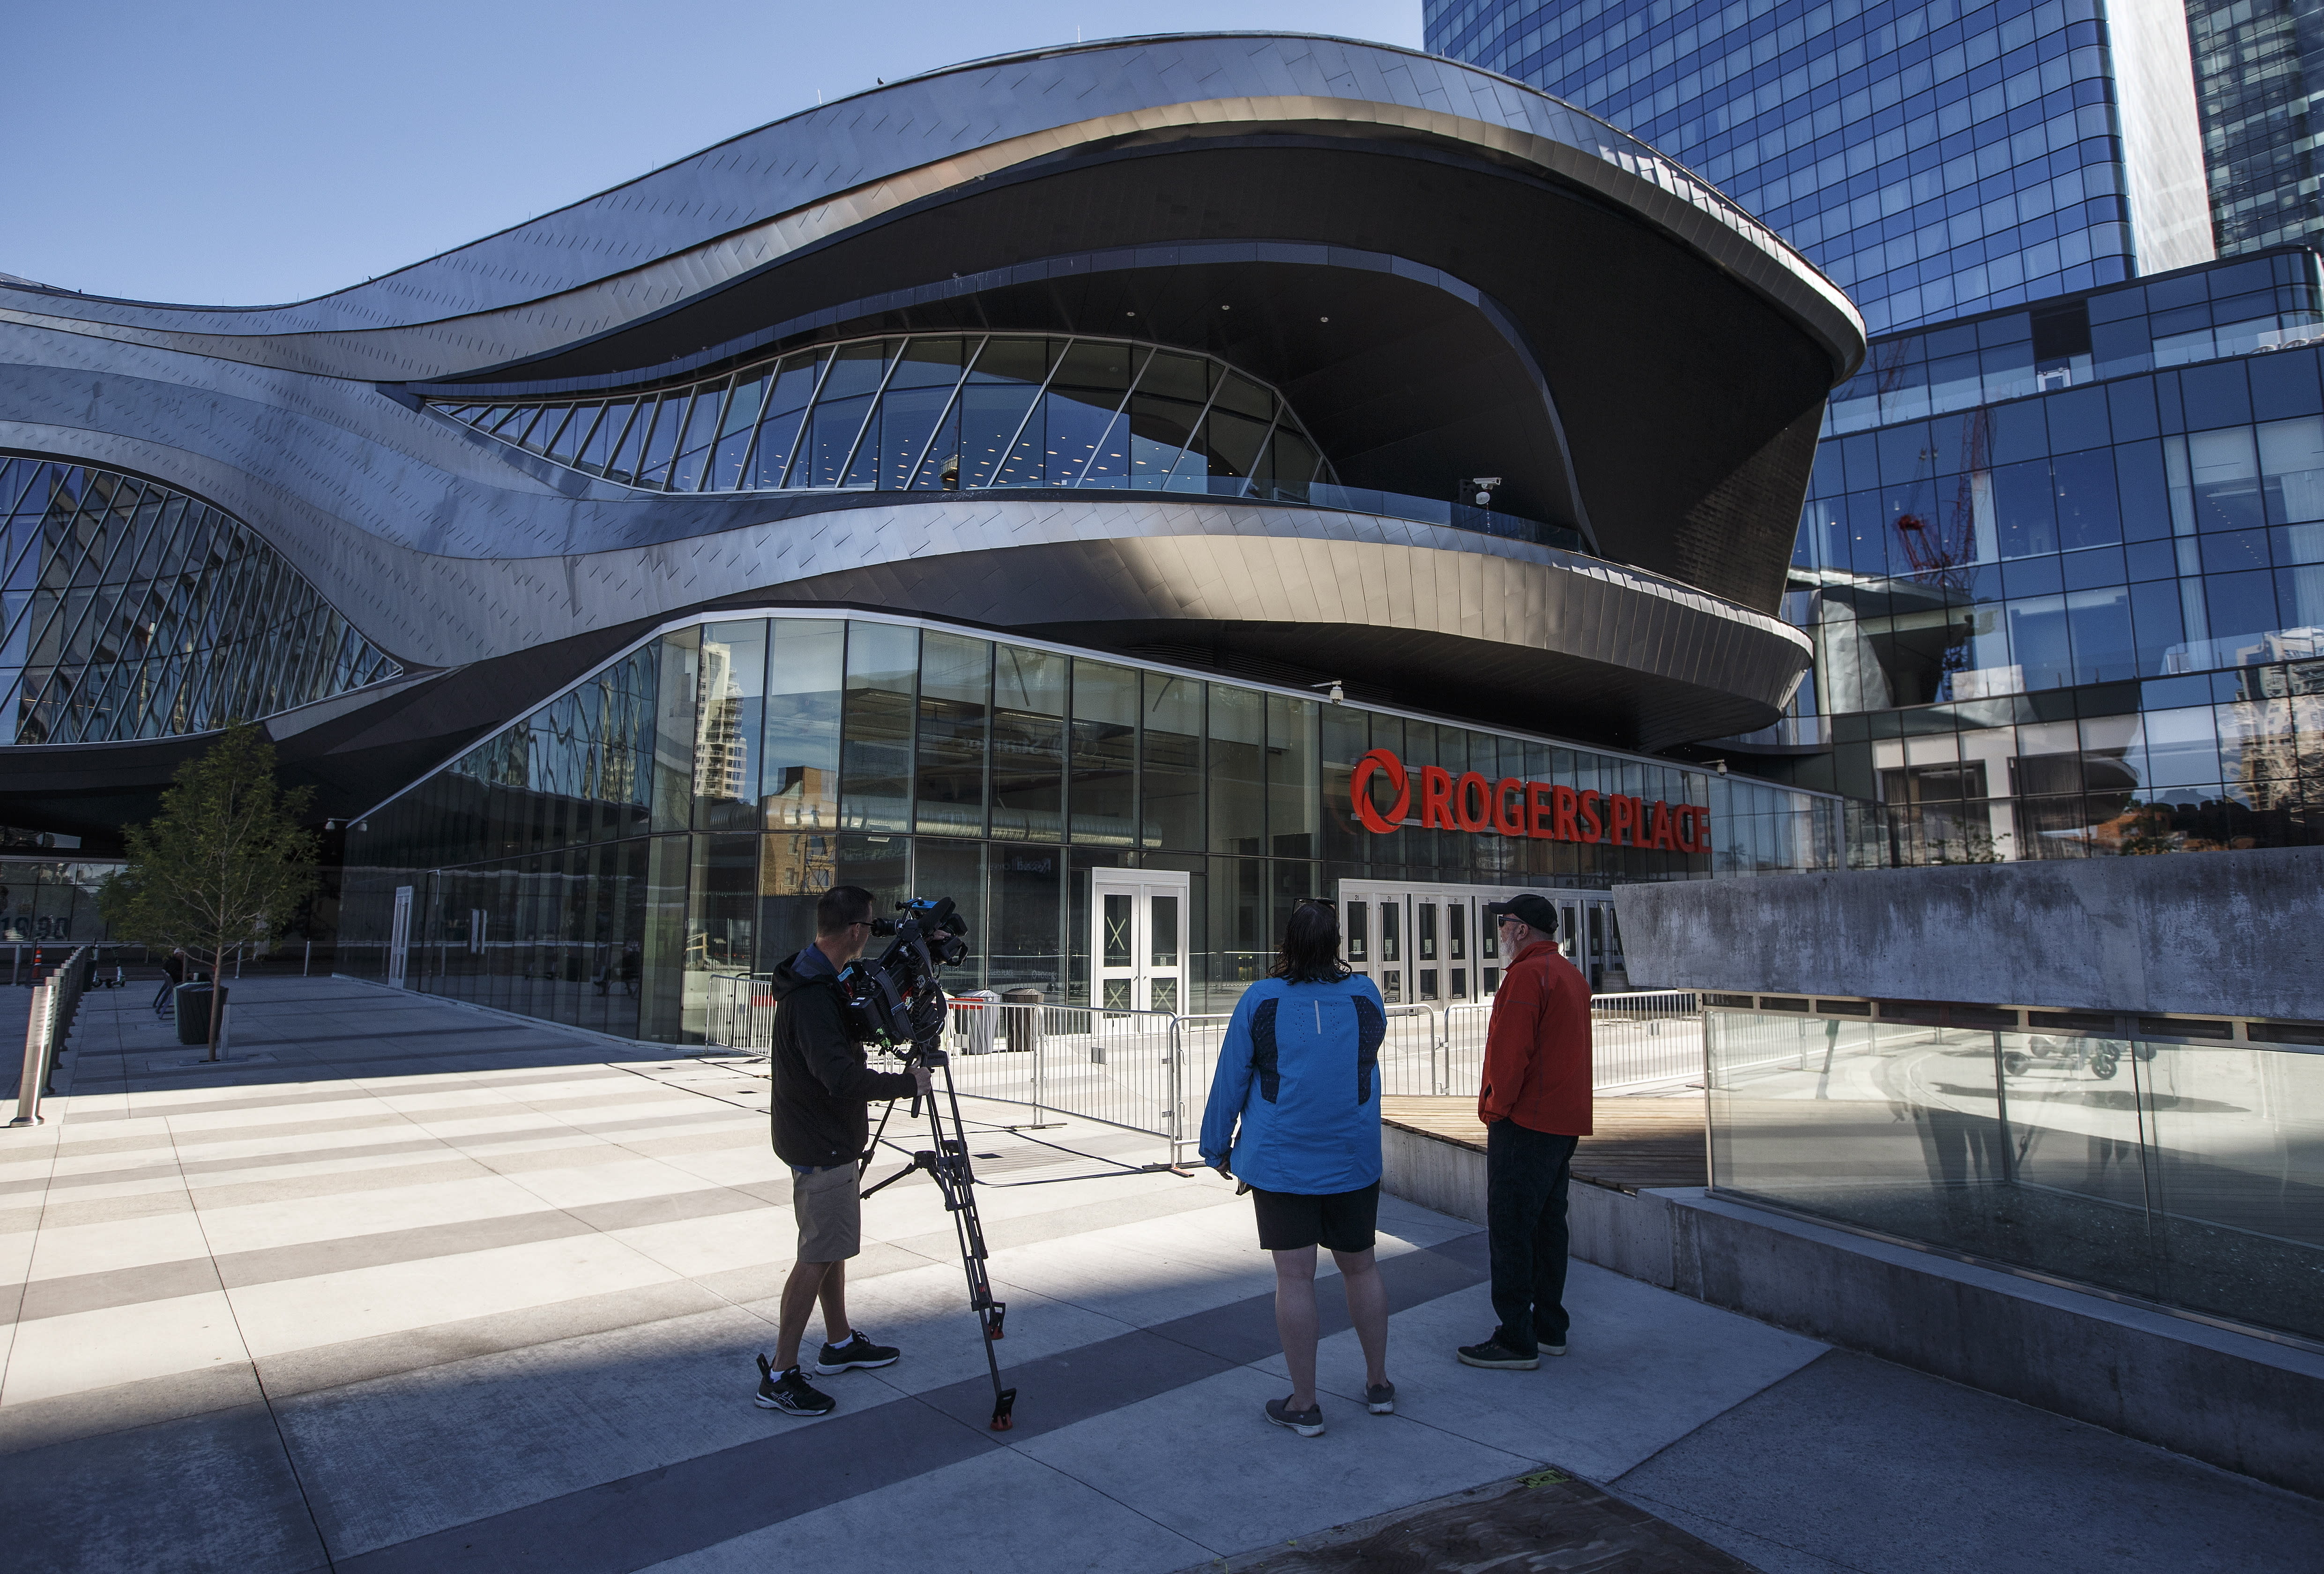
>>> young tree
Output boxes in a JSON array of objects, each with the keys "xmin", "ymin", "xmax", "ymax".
[{"xmin": 109, "ymin": 724, "xmax": 321, "ymax": 1059}]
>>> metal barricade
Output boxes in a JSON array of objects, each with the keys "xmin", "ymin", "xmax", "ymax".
[
  {"xmin": 1589, "ymin": 989, "xmax": 1705, "ymax": 1092},
  {"xmin": 1023, "ymin": 1004, "xmax": 1179, "ymax": 1136},
  {"xmin": 1439, "ymin": 1003, "xmax": 1494, "ymax": 1095},
  {"xmin": 1168, "ymin": 1013, "xmax": 1235, "ymax": 1165},
  {"xmin": 1374, "ymin": 1004, "xmax": 1446, "ymax": 1096},
  {"xmin": 703, "ymin": 972, "xmax": 778, "ymax": 1052}
]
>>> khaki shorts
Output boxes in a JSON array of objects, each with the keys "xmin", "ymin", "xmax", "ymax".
[{"xmin": 792, "ymin": 1162, "xmax": 862, "ymax": 1262}]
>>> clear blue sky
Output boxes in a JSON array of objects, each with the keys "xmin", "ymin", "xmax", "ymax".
[{"xmin": 3, "ymin": 2, "xmax": 1424, "ymax": 307}]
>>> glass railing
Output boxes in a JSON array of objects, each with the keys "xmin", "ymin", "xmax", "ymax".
[{"xmin": 1705, "ymin": 1006, "xmax": 2324, "ymax": 1343}]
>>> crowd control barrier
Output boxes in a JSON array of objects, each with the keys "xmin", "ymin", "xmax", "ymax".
[{"xmin": 701, "ymin": 974, "xmax": 1706, "ymax": 1159}]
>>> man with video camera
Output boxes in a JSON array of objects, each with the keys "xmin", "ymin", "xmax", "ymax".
[{"xmin": 755, "ymin": 885, "xmax": 932, "ymax": 1417}]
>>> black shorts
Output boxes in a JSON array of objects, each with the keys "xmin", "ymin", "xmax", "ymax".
[{"xmin": 1250, "ymin": 1181, "xmax": 1380, "ymax": 1253}]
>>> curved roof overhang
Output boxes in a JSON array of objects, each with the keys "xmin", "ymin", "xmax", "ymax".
[{"xmin": 0, "ymin": 34, "xmax": 1862, "ymax": 611}]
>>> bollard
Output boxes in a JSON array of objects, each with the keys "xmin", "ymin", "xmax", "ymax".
[{"xmin": 11, "ymin": 982, "xmax": 50, "ymax": 1126}]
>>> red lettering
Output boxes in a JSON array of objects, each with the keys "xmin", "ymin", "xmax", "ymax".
[
  {"xmin": 1525, "ymin": 781, "xmax": 1555, "ymax": 838},
  {"xmin": 1691, "ymin": 804, "xmax": 1712, "ymax": 853},
  {"xmin": 1607, "ymin": 795, "xmax": 1634, "ymax": 845},
  {"xmin": 1349, "ymin": 749, "xmax": 1408, "ymax": 835},
  {"xmin": 1673, "ymin": 803, "xmax": 1697, "ymax": 853},
  {"xmin": 1551, "ymin": 785, "xmax": 1579, "ymax": 841},
  {"xmin": 1577, "ymin": 790, "xmax": 1602, "ymax": 843},
  {"xmin": 1420, "ymin": 767, "xmax": 1456, "ymax": 829},
  {"xmin": 1491, "ymin": 778, "xmax": 1527, "ymax": 836},
  {"xmin": 1649, "ymin": 800, "xmax": 1677, "ymax": 850},
  {"xmin": 1453, "ymin": 772, "xmax": 1492, "ymax": 832}
]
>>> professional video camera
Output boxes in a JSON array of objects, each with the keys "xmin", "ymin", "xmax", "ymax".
[
  {"xmin": 840, "ymin": 895, "xmax": 1018, "ymax": 1431},
  {"xmin": 831, "ymin": 896, "xmax": 968, "ymax": 1055}
]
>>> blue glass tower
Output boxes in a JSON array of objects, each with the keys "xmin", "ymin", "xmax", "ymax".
[
  {"xmin": 1434, "ymin": 1, "xmax": 2324, "ymax": 860},
  {"xmin": 1427, "ymin": 0, "xmax": 2216, "ymax": 335}
]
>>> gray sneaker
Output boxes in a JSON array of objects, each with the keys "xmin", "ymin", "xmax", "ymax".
[
  {"xmin": 1266, "ymin": 1395, "xmax": 1325, "ymax": 1437},
  {"xmin": 1365, "ymin": 1382, "xmax": 1396, "ymax": 1414}
]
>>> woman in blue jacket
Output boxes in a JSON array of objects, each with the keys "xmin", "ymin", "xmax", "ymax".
[{"xmin": 1200, "ymin": 898, "xmax": 1392, "ymax": 1437}]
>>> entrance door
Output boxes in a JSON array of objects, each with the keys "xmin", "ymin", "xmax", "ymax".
[
  {"xmin": 1090, "ymin": 868, "xmax": 1191, "ymax": 1013},
  {"xmin": 1342, "ymin": 879, "xmax": 1622, "ymax": 999},
  {"xmin": 1574, "ymin": 897, "xmax": 1631, "ymax": 992},
  {"xmin": 1342, "ymin": 880, "xmax": 1520, "ymax": 1005},
  {"xmin": 387, "ymin": 885, "xmax": 413, "ymax": 990}
]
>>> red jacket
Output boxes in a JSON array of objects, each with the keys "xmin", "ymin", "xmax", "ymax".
[{"xmin": 1477, "ymin": 939, "xmax": 1593, "ymax": 1135}]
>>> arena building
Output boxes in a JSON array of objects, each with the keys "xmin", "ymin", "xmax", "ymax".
[{"xmin": 0, "ymin": 35, "xmax": 1863, "ymax": 1035}]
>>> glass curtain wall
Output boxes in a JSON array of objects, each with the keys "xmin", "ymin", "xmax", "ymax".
[
  {"xmin": 1430, "ymin": 0, "xmax": 2137, "ymax": 333},
  {"xmin": 0, "ymin": 858, "xmax": 121, "ymax": 942},
  {"xmin": 428, "ymin": 332, "xmax": 1334, "ymax": 502},
  {"xmin": 343, "ymin": 613, "xmax": 1839, "ymax": 1042},
  {"xmin": 1778, "ymin": 256, "xmax": 2324, "ymax": 859},
  {"xmin": 0, "ymin": 457, "xmax": 402, "ymax": 744}
]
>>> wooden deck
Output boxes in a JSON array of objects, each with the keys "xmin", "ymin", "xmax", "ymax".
[{"xmin": 1381, "ymin": 1095, "xmax": 1709, "ymax": 1193}]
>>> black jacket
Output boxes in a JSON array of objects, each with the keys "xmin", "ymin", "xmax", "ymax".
[{"xmin": 768, "ymin": 949, "xmax": 917, "ymax": 1168}]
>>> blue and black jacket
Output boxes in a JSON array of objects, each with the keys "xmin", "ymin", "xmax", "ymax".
[{"xmin": 1198, "ymin": 972, "xmax": 1387, "ymax": 1195}]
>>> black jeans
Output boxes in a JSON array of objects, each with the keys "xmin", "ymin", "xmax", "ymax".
[{"xmin": 1485, "ymin": 1119, "xmax": 1579, "ymax": 1355}]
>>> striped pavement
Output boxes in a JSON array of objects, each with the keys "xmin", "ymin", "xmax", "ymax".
[{"xmin": 4, "ymin": 976, "xmax": 2318, "ymax": 1574}]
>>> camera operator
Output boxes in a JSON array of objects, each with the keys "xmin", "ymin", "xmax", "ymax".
[{"xmin": 755, "ymin": 885, "xmax": 932, "ymax": 1417}]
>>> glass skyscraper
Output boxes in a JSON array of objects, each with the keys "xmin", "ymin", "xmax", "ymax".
[
  {"xmin": 1427, "ymin": 0, "xmax": 2215, "ymax": 335},
  {"xmin": 1435, "ymin": 0, "xmax": 2324, "ymax": 859}
]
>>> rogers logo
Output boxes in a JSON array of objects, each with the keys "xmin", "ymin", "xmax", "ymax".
[
  {"xmin": 1349, "ymin": 748, "xmax": 1410, "ymax": 835},
  {"xmin": 1348, "ymin": 750, "xmax": 1710, "ymax": 852}
]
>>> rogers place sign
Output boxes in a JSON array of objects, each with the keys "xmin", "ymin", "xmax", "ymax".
[{"xmin": 1348, "ymin": 749, "xmax": 1711, "ymax": 852}]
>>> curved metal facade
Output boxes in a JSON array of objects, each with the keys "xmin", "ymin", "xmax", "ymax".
[{"xmin": 0, "ymin": 32, "xmax": 1862, "ymax": 842}]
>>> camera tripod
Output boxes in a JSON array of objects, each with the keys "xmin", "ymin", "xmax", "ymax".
[{"xmin": 861, "ymin": 1042, "xmax": 1017, "ymax": 1431}]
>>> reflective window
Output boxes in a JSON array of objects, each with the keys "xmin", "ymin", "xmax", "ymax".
[
  {"xmin": 0, "ymin": 459, "xmax": 401, "ymax": 744},
  {"xmin": 427, "ymin": 332, "xmax": 1333, "ymax": 503}
]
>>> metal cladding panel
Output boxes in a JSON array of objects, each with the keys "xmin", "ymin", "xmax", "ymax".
[
  {"xmin": 0, "ymin": 31, "xmax": 1847, "ymax": 819},
  {"xmin": 0, "ymin": 35, "xmax": 1858, "ymax": 376}
]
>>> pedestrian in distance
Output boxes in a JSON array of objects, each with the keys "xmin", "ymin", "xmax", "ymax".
[
  {"xmin": 755, "ymin": 885, "xmax": 933, "ymax": 1417},
  {"xmin": 1200, "ymin": 897, "xmax": 1393, "ymax": 1438},
  {"xmin": 151, "ymin": 947, "xmax": 187, "ymax": 1017},
  {"xmin": 1459, "ymin": 893, "xmax": 1593, "ymax": 1370}
]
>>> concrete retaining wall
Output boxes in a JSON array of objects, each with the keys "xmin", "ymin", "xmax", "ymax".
[
  {"xmin": 1612, "ymin": 846, "xmax": 2324, "ymax": 1020},
  {"xmin": 1380, "ymin": 1130, "xmax": 2324, "ymax": 1498}
]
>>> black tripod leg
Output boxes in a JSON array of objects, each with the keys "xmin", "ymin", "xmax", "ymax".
[{"xmin": 928, "ymin": 1059, "xmax": 1016, "ymax": 1430}]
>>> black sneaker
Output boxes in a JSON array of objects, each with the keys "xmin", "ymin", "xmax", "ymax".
[
  {"xmin": 754, "ymin": 1354, "xmax": 836, "ymax": 1415},
  {"xmin": 1456, "ymin": 1338, "xmax": 1540, "ymax": 1370},
  {"xmin": 1266, "ymin": 1395, "xmax": 1325, "ymax": 1437},
  {"xmin": 1536, "ymin": 1336, "xmax": 1569, "ymax": 1357},
  {"xmin": 815, "ymin": 1331, "xmax": 900, "ymax": 1374},
  {"xmin": 1365, "ymin": 1382, "xmax": 1396, "ymax": 1414}
]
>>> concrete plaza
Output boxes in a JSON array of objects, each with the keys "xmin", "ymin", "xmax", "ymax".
[{"xmin": 2, "ymin": 977, "xmax": 2317, "ymax": 1574}]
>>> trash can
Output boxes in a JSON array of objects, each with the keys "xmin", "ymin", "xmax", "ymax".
[
  {"xmin": 1001, "ymin": 988, "xmax": 1044, "ymax": 1056},
  {"xmin": 174, "ymin": 983, "xmax": 227, "ymax": 1046},
  {"xmin": 954, "ymin": 990, "xmax": 1001, "ymax": 1054}
]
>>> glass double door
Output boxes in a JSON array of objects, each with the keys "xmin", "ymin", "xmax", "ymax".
[
  {"xmin": 1339, "ymin": 880, "xmax": 1624, "ymax": 1003},
  {"xmin": 1091, "ymin": 868, "xmax": 1191, "ymax": 1013}
]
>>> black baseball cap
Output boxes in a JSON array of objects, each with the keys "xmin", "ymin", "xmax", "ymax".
[{"xmin": 1487, "ymin": 893, "xmax": 1560, "ymax": 936}]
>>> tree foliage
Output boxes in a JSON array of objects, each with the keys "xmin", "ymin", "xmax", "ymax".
[{"xmin": 109, "ymin": 724, "xmax": 320, "ymax": 1056}]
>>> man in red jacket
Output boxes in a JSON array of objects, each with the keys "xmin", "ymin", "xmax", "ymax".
[{"xmin": 1459, "ymin": 892, "xmax": 1593, "ymax": 1370}]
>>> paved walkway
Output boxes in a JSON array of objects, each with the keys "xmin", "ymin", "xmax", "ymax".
[{"xmin": 1, "ymin": 977, "xmax": 2317, "ymax": 1574}]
